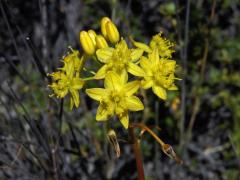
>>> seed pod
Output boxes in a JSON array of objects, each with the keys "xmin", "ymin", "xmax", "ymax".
[
  {"xmin": 162, "ymin": 144, "xmax": 183, "ymax": 164},
  {"xmin": 107, "ymin": 129, "xmax": 120, "ymax": 158}
]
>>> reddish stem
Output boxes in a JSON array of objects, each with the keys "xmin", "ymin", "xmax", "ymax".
[{"xmin": 128, "ymin": 125, "xmax": 145, "ymax": 180}]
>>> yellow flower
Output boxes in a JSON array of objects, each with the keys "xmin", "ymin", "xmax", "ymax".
[
  {"xmin": 94, "ymin": 39, "xmax": 145, "ymax": 79},
  {"xmin": 86, "ymin": 71, "xmax": 144, "ymax": 129},
  {"xmin": 140, "ymin": 48, "xmax": 178, "ymax": 100},
  {"xmin": 131, "ymin": 32, "xmax": 175, "ymax": 58},
  {"xmin": 49, "ymin": 50, "xmax": 85, "ymax": 109},
  {"xmin": 61, "ymin": 49, "xmax": 84, "ymax": 73}
]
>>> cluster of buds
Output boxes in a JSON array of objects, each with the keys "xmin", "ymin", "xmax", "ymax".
[{"xmin": 79, "ymin": 17, "xmax": 120, "ymax": 55}]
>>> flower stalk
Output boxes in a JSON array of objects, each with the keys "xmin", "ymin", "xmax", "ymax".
[
  {"xmin": 128, "ymin": 125, "xmax": 145, "ymax": 180},
  {"xmin": 131, "ymin": 123, "xmax": 183, "ymax": 164}
]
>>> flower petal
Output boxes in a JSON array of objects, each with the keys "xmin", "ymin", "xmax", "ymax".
[
  {"xmin": 127, "ymin": 62, "xmax": 145, "ymax": 77},
  {"xmin": 141, "ymin": 79, "xmax": 153, "ymax": 89},
  {"xmin": 119, "ymin": 112, "xmax": 129, "ymax": 129},
  {"xmin": 168, "ymin": 84, "xmax": 178, "ymax": 90},
  {"xmin": 70, "ymin": 89, "xmax": 80, "ymax": 107},
  {"xmin": 130, "ymin": 37, "xmax": 151, "ymax": 53},
  {"xmin": 119, "ymin": 70, "xmax": 128, "ymax": 84},
  {"xmin": 94, "ymin": 65, "xmax": 108, "ymax": 79},
  {"xmin": 72, "ymin": 78, "xmax": 84, "ymax": 89},
  {"xmin": 64, "ymin": 60, "xmax": 75, "ymax": 78},
  {"xmin": 125, "ymin": 96, "xmax": 144, "ymax": 111},
  {"xmin": 149, "ymin": 47, "xmax": 159, "ymax": 65},
  {"xmin": 70, "ymin": 97, "xmax": 74, "ymax": 110},
  {"xmin": 152, "ymin": 85, "xmax": 167, "ymax": 100},
  {"xmin": 122, "ymin": 81, "xmax": 140, "ymax": 96},
  {"xmin": 131, "ymin": 48, "xmax": 144, "ymax": 62},
  {"xmin": 86, "ymin": 88, "xmax": 107, "ymax": 101},
  {"xmin": 140, "ymin": 56, "xmax": 152, "ymax": 74},
  {"xmin": 96, "ymin": 104, "xmax": 109, "ymax": 121},
  {"xmin": 104, "ymin": 71, "xmax": 122, "ymax": 90},
  {"xmin": 96, "ymin": 48, "xmax": 114, "ymax": 63}
]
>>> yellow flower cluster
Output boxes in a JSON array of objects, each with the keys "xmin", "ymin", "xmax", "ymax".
[
  {"xmin": 131, "ymin": 33, "xmax": 178, "ymax": 100},
  {"xmin": 48, "ymin": 49, "xmax": 85, "ymax": 109},
  {"xmin": 48, "ymin": 17, "xmax": 178, "ymax": 129}
]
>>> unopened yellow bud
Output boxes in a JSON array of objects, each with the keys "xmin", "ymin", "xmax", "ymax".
[
  {"xmin": 100, "ymin": 17, "xmax": 111, "ymax": 39},
  {"xmin": 88, "ymin": 30, "xmax": 97, "ymax": 46},
  {"xmin": 96, "ymin": 35, "xmax": 108, "ymax": 49},
  {"xmin": 80, "ymin": 31, "xmax": 95, "ymax": 55},
  {"xmin": 106, "ymin": 21, "xmax": 120, "ymax": 44}
]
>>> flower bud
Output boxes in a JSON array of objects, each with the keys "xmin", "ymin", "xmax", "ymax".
[
  {"xmin": 88, "ymin": 29, "xmax": 97, "ymax": 46},
  {"xmin": 96, "ymin": 35, "xmax": 108, "ymax": 49},
  {"xmin": 106, "ymin": 21, "xmax": 120, "ymax": 44},
  {"xmin": 100, "ymin": 17, "xmax": 111, "ymax": 39},
  {"xmin": 80, "ymin": 31, "xmax": 95, "ymax": 55}
]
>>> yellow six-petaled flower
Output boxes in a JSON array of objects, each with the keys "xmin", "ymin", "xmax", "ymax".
[
  {"xmin": 131, "ymin": 32, "xmax": 175, "ymax": 58},
  {"xmin": 48, "ymin": 49, "xmax": 85, "ymax": 109},
  {"xmin": 140, "ymin": 48, "xmax": 178, "ymax": 100},
  {"xmin": 86, "ymin": 71, "xmax": 144, "ymax": 129},
  {"xmin": 94, "ymin": 39, "xmax": 145, "ymax": 79}
]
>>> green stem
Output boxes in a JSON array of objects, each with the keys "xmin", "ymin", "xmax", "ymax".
[
  {"xmin": 128, "ymin": 125, "xmax": 145, "ymax": 180},
  {"xmin": 83, "ymin": 77, "xmax": 95, "ymax": 81}
]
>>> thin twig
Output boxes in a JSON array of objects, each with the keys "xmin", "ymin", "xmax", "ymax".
[
  {"xmin": 186, "ymin": 39, "xmax": 209, "ymax": 140},
  {"xmin": 40, "ymin": 0, "xmax": 49, "ymax": 64},
  {"xmin": 180, "ymin": 0, "xmax": 191, "ymax": 147},
  {"xmin": 154, "ymin": 101, "xmax": 162, "ymax": 178},
  {"xmin": 186, "ymin": 0, "xmax": 216, "ymax": 141}
]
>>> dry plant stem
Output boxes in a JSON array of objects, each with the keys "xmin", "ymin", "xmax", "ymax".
[
  {"xmin": 180, "ymin": 0, "xmax": 191, "ymax": 147},
  {"xmin": 131, "ymin": 123, "xmax": 164, "ymax": 146},
  {"xmin": 128, "ymin": 125, "xmax": 145, "ymax": 180},
  {"xmin": 131, "ymin": 123, "xmax": 183, "ymax": 164},
  {"xmin": 186, "ymin": 41, "xmax": 208, "ymax": 141},
  {"xmin": 186, "ymin": 0, "xmax": 215, "ymax": 135},
  {"xmin": 40, "ymin": 0, "xmax": 49, "ymax": 64},
  {"xmin": 186, "ymin": 0, "xmax": 214, "ymax": 143}
]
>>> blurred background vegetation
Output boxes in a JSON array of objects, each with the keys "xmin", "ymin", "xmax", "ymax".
[{"xmin": 0, "ymin": 0, "xmax": 240, "ymax": 179}]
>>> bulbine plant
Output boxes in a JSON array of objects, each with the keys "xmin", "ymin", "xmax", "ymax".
[{"xmin": 48, "ymin": 17, "xmax": 182, "ymax": 179}]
